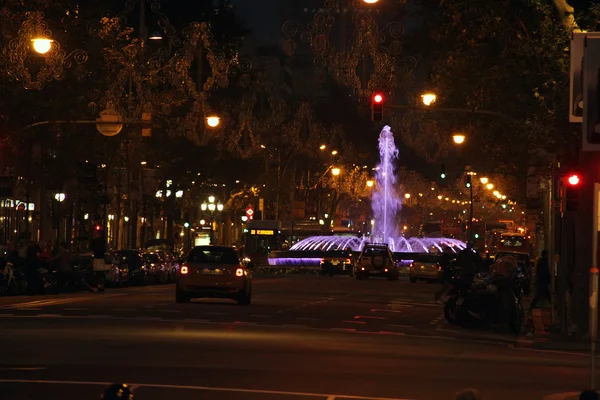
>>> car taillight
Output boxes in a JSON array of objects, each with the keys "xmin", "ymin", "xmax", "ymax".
[
  {"xmin": 235, "ymin": 268, "xmax": 244, "ymax": 277},
  {"xmin": 345, "ymin": 258, "xmax": 352, "ymax": 264},
  {"xmin": 384, "ymin": 268, "xmax": 388, "ymax": 272},
  {"xmin": 437, "ymin": 264, "xmax": 442, "ymax": 271},
  {"xmin": 180, "ymin": 266, "xmax": 189, "ymax": 275}
]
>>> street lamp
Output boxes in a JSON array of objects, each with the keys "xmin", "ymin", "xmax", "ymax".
[
  {"xmin": 452, "ymin": 134, "xmax": 466, "ymax": 145},
  {"xmin": 421, "ymin": 93, "xmax": 437, "ymax": 106},
  {"xmin": 363, "ymin": 0, "xmax": 379, "ymax": 3},
  {"xmin": 480, "ymin": 177, "xmax": 489, "ymax": 185},
  {"xmin": 404, "ymin": 193, "xmax": 411, "ymax": 199},
  {"xmin": 486, "ymin": 183, "xmax": 494, "ymax": 190},
  {"xmin": 331, "ymin": 150, "xmax": 338, "ymax": 156},
  {"xmin": 2, "ymin": 12, "xmax": 88, "ymax": 90},
  {"xmin": 201, "ymin": 196, "xmax": 224, "ymax": 244},
  {"xmin": 31, "ymin": 38, "xmax": 53, "ymax": 54},
  {"xmin": 366, "ymin": 180, "xmax": 374, "ymax": 188},
  {"xmin": 320, "ymin": 144, "xmax": 326, "ymax": 150},
  {"xmin": 331, "ymin": 167, "xmax": 341, "ymax": 176},
  {"xmin": 206, "ymin": 116, "xmax": 220, "ymax": 128}
]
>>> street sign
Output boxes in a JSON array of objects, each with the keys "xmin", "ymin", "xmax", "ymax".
[
  {"xmin": 96, "ymin": 107, "xmax": 123, "ymax": 137},
  {"xmin": 570, "ymin": 32, "xmax": 600, "ymax": 123},
  {"xmin": 245, "ymin": 205, "xmax": 254, "ymax": 221},
  {"xmin": 583, "ymin": 37, "xmax": 600, "ymax": 151}
]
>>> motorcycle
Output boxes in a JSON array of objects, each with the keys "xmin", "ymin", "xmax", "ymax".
[{"xmin": 454, "ymin": 273, "xmax": 525, "ymax": 333}]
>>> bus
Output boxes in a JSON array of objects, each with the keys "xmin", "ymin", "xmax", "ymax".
[
  {"xmin": 242, "ymin": 220, "xmax": 284, "ymax": 267},
  {"xmin": 498, "ymin": 232, "xmax": 533, "ymax": 256}
]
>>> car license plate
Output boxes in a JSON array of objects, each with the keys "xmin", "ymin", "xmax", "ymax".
[
  {"xmin": 370, "ymin": 269, "xmax": 380, "ymax": 273},
  {"xmin": 201, "ymin": 268, "xmax": 223, "ymax": 275}
]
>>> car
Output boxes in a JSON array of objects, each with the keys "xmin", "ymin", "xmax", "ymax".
[
  {"xmin": 354, "ymin": 243, "xmax": 399, "ymax": 280},
  {"xmin": 320, "ymin": 250, "xmax": 356, "ymax": 276},
  {"xmin": 176, "ymin": 245, "xmax": 252, "ymax": 305},
  {"xmin": 408, "ymin": 253, "xmax": 443, "ymax": 283}
]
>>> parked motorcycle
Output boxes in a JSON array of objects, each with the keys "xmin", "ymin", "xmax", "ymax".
[{"xmin": 454, "ymin": 275, "xmax": 524, "ymax": 333}]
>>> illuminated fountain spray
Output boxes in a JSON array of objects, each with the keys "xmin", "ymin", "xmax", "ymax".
[{"xmin": 371, "ymin": 125, "xmax": 402, "ymax": 244}]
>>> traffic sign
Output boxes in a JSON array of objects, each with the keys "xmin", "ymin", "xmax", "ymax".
[{"xmin": 245, "ymin": 205, "xmax": 254, "ymax": 220}]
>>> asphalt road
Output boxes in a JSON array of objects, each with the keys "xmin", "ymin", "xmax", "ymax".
[{"xmin": 0, "ymin": 274, "xmax": 592, "ymax": 400}]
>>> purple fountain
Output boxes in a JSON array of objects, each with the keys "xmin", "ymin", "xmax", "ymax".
[{"xmin": 270, "ymin": 126, "xmax": 466, "ymax": 266}]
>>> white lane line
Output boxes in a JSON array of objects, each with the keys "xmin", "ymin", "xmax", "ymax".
[
  {"xmin": 63, "ymin": 308, "xmax": 90, "ymax": 311},
  {"xmin": 0, "ymin": 367, "xmax": 46, "ymax": 371},
  {"xmin": 0, "ymin": 379, "xmax": 413, "ymax": 400},
  {"xmin": 378, "ymin": 331, "xmax": 406, "ymax": 336}
]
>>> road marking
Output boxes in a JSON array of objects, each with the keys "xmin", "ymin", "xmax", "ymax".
[
  {"xmin": 0, "ymin": 378, "xmax": 414, "ymax": 399},
  {"xmin": 543, "ymin": 393, "xmax": 579, "ymax": 400},
  {"xmin": 343, "ymin": 320, "xmax": 366, "ymax": 324},
  {"xmin": 0, "ymin": 294, "xmax": 127, "ymax": 309},
  {"xmin": 354, "ymin": 315, "xmax": 387, "ymax": 320},
  {"xmin": 378, "ymin": 331, "xmax": 406, "ymax": 336}
]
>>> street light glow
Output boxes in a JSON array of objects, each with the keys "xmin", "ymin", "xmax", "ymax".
[
  {"xmin": 452, "ymin": 134, "xmax": 466, "ymax": 144},
  {"xmin": 331, "ymin": 167, "xmax": 341, "ymax": 176},
  {"xmin": 421, "ymin": 93, "xmax": 437, "ymax": 106},
  {"xmin": 32, "ymin": 38, "xmax": 53, "ymax": 54},
  {"xmin": 206, "ymin": 116, "xmax": 220, "ymax": 127},
  {"xmin": 480, "ymin": 177, "xmax": 489, "ymax": 185},
  {"xmin": 404, "ymin": 193, "xmax": 411, "ymax": 199},
  {"xmin": 486, "ymin": 183, "xmax": 494, "ymax": 190},
  {"xmin": 331, "ymin": 150, "xmax": 338, "ymax": 155},
  {"xmin": 319, "ymin": 144, "xmax": 326, "ymax": 150},
  {"xmin": 366, "ymin": 180, "xmax": 374, "ymax": 188},
  {"xmin": 363, "ymin": 0, "xmax": 379, "ymax": 3}
]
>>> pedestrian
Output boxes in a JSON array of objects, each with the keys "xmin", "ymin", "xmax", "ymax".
[
  {"xmin": 580, "ymin": 390, "xmax": 600, "ymax": 400},
  {"xmin": 455, "ymin": 388, "xmax": 482, "ymax": 400},
  {"xmin": 531, "ymin": 250, "xmax": 551, "ymax": 308},
  {"xmin": 90, "ymin": 229, "xmax": 108, "ymax": 291}
]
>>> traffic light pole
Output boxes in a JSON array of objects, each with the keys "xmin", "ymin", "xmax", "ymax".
[
  {"xmin": 386, "ymin": 104, "xmax": 518, "ymax": 124},
  {"xmin": 469, "ymin": 182, "xmax": 474, "ymax": 246}
]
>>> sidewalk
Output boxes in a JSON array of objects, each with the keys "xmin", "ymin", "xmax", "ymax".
[{"xmin": 530, "ymin": 307, "xmax": 595, "ymax": 352}]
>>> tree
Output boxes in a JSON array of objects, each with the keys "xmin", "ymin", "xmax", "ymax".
[
  {"xmin": 406, "ymin": 0, "xmax": 576, "ymax": 182},
  {"xmin": 322, "ymin": 165, "xmax": 372, "ymax": 228}
]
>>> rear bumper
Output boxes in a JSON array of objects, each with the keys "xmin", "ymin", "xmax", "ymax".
[
  {"xmin": 409, "ymin": 270, "xmax": 442, "ymax": 280},
  {"xmin": 178, "ymin": 278, "xmax": 248, "ymax": 297},
  {"xmin": 321, "ymin": 262, "xmax": 353, "ymax": 274}
]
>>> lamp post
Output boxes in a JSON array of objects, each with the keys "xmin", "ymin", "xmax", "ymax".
[
  {"xmin": 1, "ymin": 11, "xmax": 88, "ymax": 90},
  {"xmin": 53, "ymin": 192, "xmax": 65, "ymax": 245},
  {"xmin": 201, "ymin": 196, "xmax": 224, "ymax": 244}
]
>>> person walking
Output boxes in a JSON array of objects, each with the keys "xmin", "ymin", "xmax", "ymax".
[{"xmin": 531, "ymin": 250, "xmax": 551, "ymax": 308}]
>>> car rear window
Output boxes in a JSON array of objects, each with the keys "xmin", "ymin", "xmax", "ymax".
[
  {"xmin": 412, "ymin": 254, "xmax": 441, "ymax": 263},
  {"xmin": 362, "ymin": 247, "xmax": 388, "ymax": 257},
  {"xmin": 188, "ymin": 247, "xmax": 240, "ymax": 264}
]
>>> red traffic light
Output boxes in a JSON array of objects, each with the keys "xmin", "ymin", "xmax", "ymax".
[
  {"xmin": 373, "ymin": 93, "xmax": 383, "ymax": 103},
  {"xmin": 94, "ymin": 225, "xmax": 102, "ymax": 231},
  {"xmin": 567, "ymin": 174, "xmax": 580, "ymax": 186}
]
